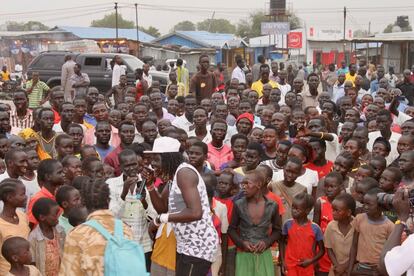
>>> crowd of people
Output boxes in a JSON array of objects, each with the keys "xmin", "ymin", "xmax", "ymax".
[{"xmin": 0, "ymin": 52, "xmax": 412, "ymax": 276}]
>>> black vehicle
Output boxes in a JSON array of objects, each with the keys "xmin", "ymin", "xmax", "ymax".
[{"xmin": 26, "ymin": 51, "xmax": 169, "ymax": 93}]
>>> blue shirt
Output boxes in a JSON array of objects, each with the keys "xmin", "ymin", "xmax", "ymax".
[
  {"xmin": 94, "ymin": 145, "xmax": 114, "ymax": 160},
  {"xmin": 84, "ymin": 113, "xmax": 97, "ymax": 127},
  {"xmin": 370, "ymin": 79, "xmax": 379, "ymax": 94},
  {"xmin": 337, "ymin": 67, "xmax": 349, "ymax": 75}
]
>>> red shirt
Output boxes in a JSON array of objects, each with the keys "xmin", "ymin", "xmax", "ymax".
[
  {"xmin": 207, "ymin": 143, "xmax": 233, "ymax": 171},
  {"xmin": 27, "ymin": 187, "xmax": 62, "ymax": 226},
  {"xmin": 52, "ymin": 108, "xmax": 61, "ymax": 124},
  {"xmin": 318, "ymin": 196, "xmax": 333, "ymax": 272},
  {"xmin": 305, "ymin": 161, "xmax": 334, "ymax": 180},
  {"xmin": 282, "ymin": 219, "xmax": 324, "ymax": 276},
  {"xmin": 265, "ymin": 191, "xmax": 285, "ymax": 215},
  {"xmin": 104, "ymin": 145, "xmax": 124, "ymax": 177},
  {"xmin": 214, "ymin": 196, "xmax": 235, "ymax": 248}
]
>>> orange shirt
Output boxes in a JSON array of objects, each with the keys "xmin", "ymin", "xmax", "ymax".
[
  {"xmin": 27, "ymin": 187, "xmax": 62, "ymax": 226},
  {"xmin": 266, "ymin": 191, "xmax": 285, "ymax": 215}
]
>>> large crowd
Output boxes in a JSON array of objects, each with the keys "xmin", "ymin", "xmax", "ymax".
[{"xmin": 0, "ymin": 53, "xmax": 413, "ymax": 276}]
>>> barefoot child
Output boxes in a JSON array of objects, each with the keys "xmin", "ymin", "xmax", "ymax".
[
  {"xmin": 324, "ymin": 193, "xmax": 356, "ymax": 276},
  {"xmin": 2, "ymin": 237, "xmax": 41, "ymax": 276},
  {"xmin": 0, "ymin": 179, "xmax": 31, "ymax": 275},
  {"xmin": 281, "ymin": 192, "xmax": 325, "ymax": 276},
  {"xmin": 28, "ymin": 198, "xmax": 66, "ymax": 276},
  {"xmin": 313, "ymin": 172, "xmax": 344, "ymax": 275},
  {"xmin": 228, "ymin": 171, "xmax": 282, "ymax": 276},
  {"xmin": 55, "ymin": 185, "xmax": 82, "ymax": 233}
]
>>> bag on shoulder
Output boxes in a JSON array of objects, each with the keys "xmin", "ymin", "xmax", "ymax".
[{"xmin": 84, "ymin": 219, "xmax": 149, "ymax": 276}]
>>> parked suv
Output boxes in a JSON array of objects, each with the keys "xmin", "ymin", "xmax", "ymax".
[{"xmin": 27, "ymin": 52, "xmax": 169, "ymax": 93}]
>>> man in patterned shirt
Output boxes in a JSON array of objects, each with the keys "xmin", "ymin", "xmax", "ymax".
[
  {"xmin": 10, "ymin": 90, "xmax": 34, "ymax": 132},
  {"xmin": 25, "ymin": 72, "xmax": 50, "ymax": 109}
]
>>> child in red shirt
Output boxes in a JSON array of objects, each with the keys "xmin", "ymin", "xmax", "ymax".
[
  {"xmin": 281, "ymin": 192, "xmax": 325, "ymax": 276},
  {"xmin": 313, "ymin": 172, "xmax": 344, "ymax": 275}
]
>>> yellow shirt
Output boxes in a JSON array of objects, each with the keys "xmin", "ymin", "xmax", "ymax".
[
  {"xmin": 0, "ymin": 71, "xmax": 10, "ymax": 81},
  {"xmin": 0, "ymin": 210, "xmax": 30, "ymax": 275},
  {"xmin": 251, "ymin": 80, "xmax": 279, "ymax": 97},
  {"xmin": 151, "ymin": 223, "xmax": 177, "ymax": 271},
  {"xmin": 345, "ymin": 72, "xmax": 356, "ymax": 85},
  {"xmin": 59, "ymin": 210, "xmax": 133, "ymax": 276}
]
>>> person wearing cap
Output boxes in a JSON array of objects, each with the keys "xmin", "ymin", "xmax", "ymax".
[
  {"xmin": 142, "ymin": 137, "xmax": 218, "ymax": 276},
  {"xmin": 236, "ymin": 112, "xmax": 254, "ymax": 136}
]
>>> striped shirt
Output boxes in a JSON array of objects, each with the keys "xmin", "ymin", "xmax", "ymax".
[
  {"xmin": 25, "ymin": 80, "xmax": 50, "ymax": 108},
  {"xmin": 10, "ymin": 109, "xmax": 34, "ymax": 131}
]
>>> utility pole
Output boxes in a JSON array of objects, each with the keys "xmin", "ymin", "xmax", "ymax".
[
  {"xmin": 207, "ymin": 11, "xmax": 215, "ymax": 32},
  {"xmin": 135, "ymin": 3, "xmax": 139, "ymax": 57},
  {"xmin": 343, "ymin": 6, "xmax": 347, "ymax": 63},
  {"xmin": 368, "ymin": 21, "xmax": 371, "ymax": 35},
  {"xmin": 115, "ymin": 2, "xmax": 119, "ymax": 40}
]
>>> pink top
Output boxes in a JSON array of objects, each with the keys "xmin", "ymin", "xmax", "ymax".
[
  {"xmin": 207, "ymin": 143, "xmax": 233, "ymax": 171},
  {"xmin": 84, "ymin": 125, "xmax": 120, "ymax": 148}
]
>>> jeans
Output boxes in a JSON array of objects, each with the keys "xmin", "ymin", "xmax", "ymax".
[{"xmin": 176, "ymin": 253, "xmax": 211, "ymax": 276}]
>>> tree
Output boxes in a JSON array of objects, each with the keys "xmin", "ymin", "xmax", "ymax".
[
  {"xmin": 383, "ymin": 16, "xmax": 412, "ymax": 33},
  {"xmin": 139, "ymin": 26, "xmax": 161, "ymax": 38},
  {"xmin": 171, "ymin": 21, "xmax": 196, "ymax": 32},
  {"xmin": 353, "ymin": 29, "xmax": 369, "ymax": 37},
  {"xmin": 236, "ymin": 11, "xmax": 302, "ymax": 39},
  {"xmin": 6, "ymin": 21, "xmax": 48, "ymax": 31},
  {"xmin": 91, "ymin": 12, "xmax": 134, "ymax": 29},
  {"xmin": 197, "ymin": 19, "xmax": 236, "ymax": 34}
]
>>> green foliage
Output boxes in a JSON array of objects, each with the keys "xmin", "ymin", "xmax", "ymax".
[
  {"xmin": 171, "ymin": 21, "xmax": 196, "ymax": 32},
  {"xmin": 6, "ymin": 21, "xmax": 49, "ymax": 31},
  {"xmin": 197, "ymin": 18, "xmax": 236, "ymax": 34},
  {"xmin": 91, "ymin": 12, "xmax": 134, "ymax": 29},
  {"xmin": 139, "ymin": 26, "xmax": 161, "ymax": 38}
]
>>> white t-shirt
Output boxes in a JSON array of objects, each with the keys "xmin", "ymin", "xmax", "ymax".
[
  {"xmin": 385, "ymin": 233, "xmax": 414, "ymax": 276},
  {"xmin": 112, "ymin": 64, "xmax": 126, "ymax": 87},
  {"xmin": 273, "ymin": 168, "xmax": 319, "ymax": 195},
  {"xmin": 325, "ymin": 133, "xmax": 340, "ymax": 163}
]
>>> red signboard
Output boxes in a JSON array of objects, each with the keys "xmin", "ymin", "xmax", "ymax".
[
  {"xmin": 309, "ymin": 27, "xmax": 314, "ymax": 36},
  {"xmin": 288, "ymin": 32, "xmax": 303, "ymax": 48}
]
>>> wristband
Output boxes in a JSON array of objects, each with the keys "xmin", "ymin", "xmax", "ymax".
[
  {"xmin": 160, "ymin": 213, "xmax": 169, "ymax": 223},
  {"xmin": 153, "ymin": 215, "xmax": 161, "ymax": 227}
]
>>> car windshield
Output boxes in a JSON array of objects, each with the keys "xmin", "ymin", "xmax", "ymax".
[{"xmin": 121, "ymin": 56, "xmax": 144, "ymax": 71}]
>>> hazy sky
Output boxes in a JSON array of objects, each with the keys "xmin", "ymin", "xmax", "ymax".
[{"xmin": 1, "ymin": 0, "xmax": 413, "ymax": 35}]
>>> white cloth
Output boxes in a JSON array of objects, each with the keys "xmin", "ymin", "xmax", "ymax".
[
  {"xmin": 357, "ymin": 88, "xmax": 370, "ymax": 101},
  {"xmin": 272, "ymin": 168, "xmax": 319, "ymax": 195},
  {"xmin": 231, "ymin": 66, "xmax": 246, "ymax": 84},
  {"xmin": 326, "ymin": 133, "xmax": 340, "ymax": 162},
  {"xmin": 168, "ymin": 162, "xmax": 219, "ymax": 262},
  {"xmin": 367, "ymin": 131, "xmax": 401, "ymax": 164},
  {"xmin": 188, "ymin": 128, "xmax": 213, "ymax": 144},
  {"xmin": 143, "ymin": 72, "xmax": 153, "ymax": 87},
  {"xmin": 172, "ymin": 115, "xmax": 194, "ymax": 133},
  {"xmin": 385, "ymin": 233, "xmax": 414, "ymax": 276},
  {"xmin": 394, "ymin": 112, "xmax": 412, "ymax": 126},
  {"xmin": 112, "ymin": 64, "xmax": 126, "ymax": 87},
  {"xmin": 333, "ymin": 83, "xmax": 345, "ymax": 103},
  {"xmin": 278, "ymin": 83, "xmax": 292, "ymax": 106},
  {"xmin": 107, "ymin": 174, "xmax": 157, "ymax": 253}
]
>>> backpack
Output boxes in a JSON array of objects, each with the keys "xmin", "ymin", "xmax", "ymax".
[{"xmin": 84, "ymin": 219, "xmax": 149, "ymax": 276}]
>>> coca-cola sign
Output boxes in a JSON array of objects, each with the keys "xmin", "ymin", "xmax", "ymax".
[{"xmin": 288, "ymin": 32, "xmax": 302, "ymax": 49}]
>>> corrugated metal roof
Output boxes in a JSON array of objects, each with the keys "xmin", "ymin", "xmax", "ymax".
[
  {"xmin": 352, "ymin": 31, "xmax": 414, "ymax": 42},
  {"xmin": 53, "ymin": 26, "xmax": 155, "ymax": 42},
  {"xmin": 176, "ymin": 31, "xmax": 235, "ymax": 48},
  {"xmin": 0, "ymin": 30, "xmax": 68, "ymax": 37},
  {"xmin": 153, "ymin": 31, "xmax": 244, "ymax": 48}
]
